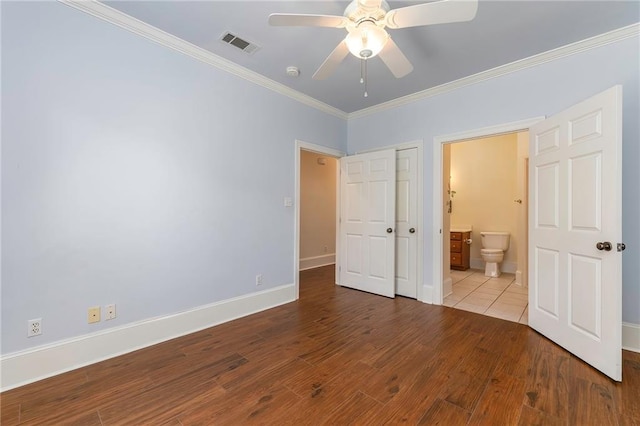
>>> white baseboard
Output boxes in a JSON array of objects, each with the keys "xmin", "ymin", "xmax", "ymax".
[
  {"xmin": 623, "ymin": 322, "xmax": 640, "ymax": 353},
  {"xmin": 299, "ymin": 254, "xmax": 336, "ymax": 271},
  {"xmin": 443, "ymin": 277, "xmax": 453, "ymax": 298},
  {"xmin": 422, "ymin": 284, "xmax": 433, "ymax": 304},
  {"xmin": 0, "ymin": 283, "xmax": 296, "ymax": 392},
  {"xmin": 470, "ymin": 258, "xmax": 517, "ymax": 274}
]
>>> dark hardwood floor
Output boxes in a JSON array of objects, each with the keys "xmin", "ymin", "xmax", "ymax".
[{"xmin": 1, "ymin": 265, "xmax": 639, "ymax": 425}]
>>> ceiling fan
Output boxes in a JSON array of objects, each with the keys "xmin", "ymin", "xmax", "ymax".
[{"xmin": 269, "ymin": 0, "xmax": 479, "ymax": 86}]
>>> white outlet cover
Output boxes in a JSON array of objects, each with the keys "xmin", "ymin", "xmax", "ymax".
[
  {"xmin": 28, "ymin": 318, "xmax": 42, "ymax": 337},
  {"xmin": 105, "ymin": 304, "xmax": 116, "ymax": 320},
  {"xmin": 283, "ymin": 197, "xmax": 293, "ymax": 207}
]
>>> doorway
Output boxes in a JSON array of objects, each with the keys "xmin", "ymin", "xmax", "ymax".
[
  {"xmin": 442, "ymin": 132, "xmax": 529, "ymax": 323},
  {"xmin": 294, "ymin": 140, "xmax": 345, "ymax": 300},
  {"xmin": 431, "ymin": 117, "xmax": 544, "ymax": 306},
  {"xmin": 295, "ymin": 140, "xmax": 424, "ymax": 302}
]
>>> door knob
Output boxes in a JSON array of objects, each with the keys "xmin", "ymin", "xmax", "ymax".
[
  {"xmin": 617, "ymin": 243, "xmax": 626, "ymax": 252},
  {"xmin": 409, "ymin": 228, "xmax": 416, "ymax": 234},
  {"xmin": 514, "ymin": 199, "xmax": 522, "ymax": 204},
  {"xmin": 596, "ymin": 241, "xmax": 612, "ymax": 251},
  {"xmin": 387, "ymin": 228, "xmax": 393, "ymax": 233}
]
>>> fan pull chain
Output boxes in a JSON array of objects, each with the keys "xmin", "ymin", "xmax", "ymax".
[
  {"xmin": 363, "ymin": 58, "xmax": 368, "ymax": 98},
  {"xmin": 360, "ymin": 59, "xmax": 364, "ymax": 84}
]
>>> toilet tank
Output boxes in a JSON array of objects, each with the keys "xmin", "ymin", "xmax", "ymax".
[{"xmin": 480, "ymin": 232, "xmax": 510, "ymax": 250}]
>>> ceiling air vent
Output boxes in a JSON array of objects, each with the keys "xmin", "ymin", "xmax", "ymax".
[{"xmin": 220, "ymin": 32, "xmax": 259, "ymax": 55}]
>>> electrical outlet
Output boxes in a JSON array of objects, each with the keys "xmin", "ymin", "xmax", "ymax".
[
  {"xmin": 105, "ymin": 304, "xmax": 116, "ymax": 320},
  {"xmin": 88, "ymin": 306, "xmax": 101, "ymax": 324},
  {"xmin": 28, "ymin": 318, "xmax": 42, "ymax": 337},
  {"xmin": 256, "ymin": 274, "xmax": 263, "ymax": 286}
]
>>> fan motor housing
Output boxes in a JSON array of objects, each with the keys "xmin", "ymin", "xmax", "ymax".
[{"xmin": 344, "ymin": 0, "xmax": 390, "ymax": 23}]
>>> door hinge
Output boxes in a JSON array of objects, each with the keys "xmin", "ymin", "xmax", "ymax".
[{"xmin": 617, "ymin": 243, "xmax": 626, "ymax": 252}]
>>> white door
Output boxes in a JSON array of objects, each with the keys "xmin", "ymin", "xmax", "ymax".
[
  {"xmin": 339, "ymin": 149, "xmax": 396, "ymax": 298},
  {"xmin": 529, "ymin": 86, "xmax": 622, "ymax": 381},
  {"xmin": 395, "ymin": 148, "xmax": 418, "ymax": 298}
]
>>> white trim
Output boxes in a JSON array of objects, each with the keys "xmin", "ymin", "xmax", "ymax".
[
  {"xmin": 432, "ymin": 118, "xmax": 545, "ymax": 306},
  {"xmin": 57, "ymin": 0, "xmax": 347, "ymax": 120},
  {"xmin": 295, "ymin": 140, "xmax": 346, "ymax": 300},
  {"xmin": 443, "ymin": 277, "xmax": 453, "ymax": 298},
  {"xmin": 349, "ymin": 23, "xmax": 640, "ymax": 119},
  {"xmin": 0, "ymin": 284, "xmax": 295, "ymax": 392},
  {"xmin": 299, "ymin": 254, "xmax": 336, "ymax": 271},
  {"xmin": 60, "ymin": 2, "xmax": 637, "ymax": 122},
  {"xmin": 623, "ymin": 322, "xmax": 640, "ymax": 353}
]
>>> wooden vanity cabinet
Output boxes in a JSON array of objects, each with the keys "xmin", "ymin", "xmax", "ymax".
[{"xmin": 450, "ymin": 231, "xmax": 471, "ymax": 271}]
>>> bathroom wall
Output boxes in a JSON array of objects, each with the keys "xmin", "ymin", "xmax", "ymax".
[
  {"xmin": 450, "ymin": 133, "xmax": 519, "ymax": 271},
  {"xmin": 299, "ymin": 151, "xmax": 337, "ymax": 269}
]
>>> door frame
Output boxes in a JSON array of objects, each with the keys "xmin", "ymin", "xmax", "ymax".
[
  {"xmin": 431, "ymin": 118, "xmax": 544, "ymax": 305},
  {"xmin": 355, "ymin": 140, "xmax": 425, "ymax": 302},
  {"xmin": 294, "ymin": 140, "xmax": 345, "ymax": 299}
]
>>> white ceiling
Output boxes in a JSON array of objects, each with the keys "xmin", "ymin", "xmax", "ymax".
[{"xmin": 104, "ymin": 1, "xmax": 639, "ymax": 113}]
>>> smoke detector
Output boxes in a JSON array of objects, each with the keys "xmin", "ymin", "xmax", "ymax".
[{"xmin": 286, "ymin": 66, "xmax": 300, "ymax": 77}]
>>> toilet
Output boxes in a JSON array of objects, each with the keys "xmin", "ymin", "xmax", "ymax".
[{"xmin": 480, "ymin": 232, "xmax": 510, "ymax": 277}]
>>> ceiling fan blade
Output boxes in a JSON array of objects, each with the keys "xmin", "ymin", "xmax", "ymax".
[
  {"xmin": 385, "ymin": 0, "xmax": 478, "ymax": 29},
  {"xmin": 269, "ymin": 13, "xmax": 350, "ymax": 28},
  {"xmin": 313, "ymin": 40, "xmax": 350, "ymax": 80},
  {"xmin": 378, "ymin": 38, "xmax": 413, "ymax": 78}
]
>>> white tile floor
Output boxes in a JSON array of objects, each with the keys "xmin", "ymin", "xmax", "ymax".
[{"xmin": 444, "ymin": 269, "xmax": 528, "ymax": 324}]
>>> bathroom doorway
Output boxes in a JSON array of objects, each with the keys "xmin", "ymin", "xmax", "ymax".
[{"xmin": 440, "ymin": 129, "xmax": 531, "ymax": 323}]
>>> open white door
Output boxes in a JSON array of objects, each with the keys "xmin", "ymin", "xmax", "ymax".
[
  {"xmin": 339, "ymin": 149, "xmax": 396, "ymax": 298},
  {"xmin": 529, "ymin": 86, "xmax": 623, "ymax": 381}
]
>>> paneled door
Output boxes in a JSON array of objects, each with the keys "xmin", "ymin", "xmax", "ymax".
[
  {"xmin": 529, "ymin": 86, "xmax": 622, "ymax": 381},
  {"xmin": 395, "ymin": 148, "xmax": 418, "ymax": 298},
  {"xmin": 339, "ymin": 149, "xmax": 396, "ymax": 298}
]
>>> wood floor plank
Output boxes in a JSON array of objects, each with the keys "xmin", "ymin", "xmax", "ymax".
[
  {"xmin": 359, "ymin": 341, "xmax": 435, "ymax": 404},
  {"xmin": 517, "ymin": 405, "xmax": 566, "ymax": 426},
  {"xmin": 618, "ymin": 352, "xmax": 640, "ymax": 421},
  {"xmin": 0, "ymin": 402, "xmax": 20, "ymax": 425},
  {"xmin": 278, "ymin": 362, "xmax": 376, "ymax": 425},
  {"xmin": 569, "ymin": 377, "xmax": 618, "ymax": 425},
  {"xmin": 1, "ymin": 265, "xmax": 636, "ymax": 425},
  {"xmin": 522, "ymin": 347, "xmax": 570, "ymax": 419},
  {"xmin": 179, "ymin": 384, "xmax": 300, "ymax": 425},
  {"xmin": 320, "ymin": 391, "xmax": 382, "ymax": 425},
  {"xmin": 20, "ymin": 409, "xmax": 103, "ymax": 426},
  {"xmin": 418, "ymin": 398, "xmax": 471, "ymax": 425},
  {"xmin": 468, "ymin": 371, "xmax": 526, "ymax": 425},
  {"xmin": 365, "ymin": 359, "xmax": 452, "ymax": 425}
]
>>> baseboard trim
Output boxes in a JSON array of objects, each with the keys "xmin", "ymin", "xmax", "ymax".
[
  {"xmin": 443, "ymin": 277, "xmax": 453, "ymax": 298},
  {"xmin": 0, "ymin": 284, "xmax": 296, "ymax": 392},
  {"xmin": 299, "ymin": 254, "xmax": 336, "ymax": 271},
  {"xmin": 422, "ymin": 285, "xmax": 434, "ymax": 304},
  {"xmin": 623, "ymin": 322, "xmax": 640, "ymax": 353}
]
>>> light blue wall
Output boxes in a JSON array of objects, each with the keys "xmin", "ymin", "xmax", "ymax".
[
  {"xmin": 1, "ymin": 2, "xmax": 346, "ymax": 354},
  {"xmin": 348, "ymin": 36, "xmax": 640, "ymax": 324}
]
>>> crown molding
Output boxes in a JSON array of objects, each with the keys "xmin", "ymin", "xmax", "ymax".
[
  {"xmin": 56, "ymin": 1, "xmax": 638, "ymax": 122},
  {"xmin": 348, "ymin": 23, "xmax": 640, "ymax": 120},
  {"xmin": 58, "ymin": 0, "xmax": 349, "ymax": 120}
]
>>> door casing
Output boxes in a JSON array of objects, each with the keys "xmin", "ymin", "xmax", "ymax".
[
  {"xmin": 295, "ymin": 140, "xmax": 345, "ymax": 299},
  {"xmin": 431, "ymin": 117, "xmax": 544, "ymax": 305}
]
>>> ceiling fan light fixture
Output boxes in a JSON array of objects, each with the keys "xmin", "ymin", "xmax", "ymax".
[{"xmin": 345, "ymin": 21, "xmax": 388, "ymax": 59}]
